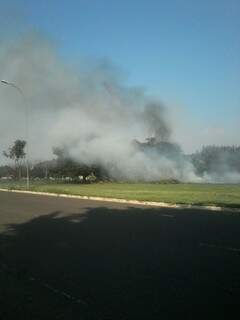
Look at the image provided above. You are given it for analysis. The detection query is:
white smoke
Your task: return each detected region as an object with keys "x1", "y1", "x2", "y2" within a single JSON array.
[{"x1": 0, "y1": 33, "x2": 220, "y2": 182}]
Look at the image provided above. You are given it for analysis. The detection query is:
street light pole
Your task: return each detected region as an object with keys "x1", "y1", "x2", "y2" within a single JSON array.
[{"x1": 1, "y1": 80, "x2": 30, "y2": 189}]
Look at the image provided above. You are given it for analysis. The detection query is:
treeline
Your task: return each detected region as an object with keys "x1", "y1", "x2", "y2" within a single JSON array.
[
  {"x1": 1, "y1": 140, "x2": 240, "y2": 182},
  {"x1": 190, "y1": 145, "x2": 240, "y2": 176},
  {"x1": 30, "y1": 147, "x2": 108, "y2": 182},
  {"x1": 0, "y1": 141, "x2": 108, "y2": 182}
]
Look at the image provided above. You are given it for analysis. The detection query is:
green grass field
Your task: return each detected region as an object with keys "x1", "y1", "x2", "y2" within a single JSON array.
[{"x1": 0, "y1": 180, "x2": 240, "y2": 208}]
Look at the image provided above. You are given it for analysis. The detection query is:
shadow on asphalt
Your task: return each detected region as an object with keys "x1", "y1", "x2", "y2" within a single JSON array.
[{"x1": 1, "y1": 206, "x2": 240, "y2": 319}]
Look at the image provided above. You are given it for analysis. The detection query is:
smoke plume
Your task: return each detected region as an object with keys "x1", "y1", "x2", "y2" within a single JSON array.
[{"x1": 0, "y1": 33, "x2": 238, "y2": 182}]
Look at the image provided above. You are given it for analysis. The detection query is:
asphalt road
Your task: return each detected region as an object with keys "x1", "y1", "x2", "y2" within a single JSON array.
[{"x1": 0, "y1": 191, "x2": 240, "y2": 319}]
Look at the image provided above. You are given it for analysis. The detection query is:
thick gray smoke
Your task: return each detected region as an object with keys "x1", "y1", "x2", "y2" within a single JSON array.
[{"x1": 0, "y1": 33, "x2": 236, "y2": 182}]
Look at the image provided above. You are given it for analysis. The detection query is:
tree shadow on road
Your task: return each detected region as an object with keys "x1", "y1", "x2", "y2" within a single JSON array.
[{"x1": 1, "y1": 206, "x2": 240, "y2": 319}]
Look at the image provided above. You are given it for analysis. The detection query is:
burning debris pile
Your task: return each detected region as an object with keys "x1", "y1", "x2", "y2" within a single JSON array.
[{"x1": 132, "y1": 138, "x2": 183, "y2": 181}]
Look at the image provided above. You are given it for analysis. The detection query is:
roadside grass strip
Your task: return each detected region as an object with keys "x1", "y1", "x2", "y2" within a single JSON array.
[{"x1": 0, "y1": 186, "x2": 240, "y2": 212}]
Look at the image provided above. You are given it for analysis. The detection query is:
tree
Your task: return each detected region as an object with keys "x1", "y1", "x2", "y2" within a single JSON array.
[{"x1": 3, "y1": 140, "x2": 26, "y2": 179}]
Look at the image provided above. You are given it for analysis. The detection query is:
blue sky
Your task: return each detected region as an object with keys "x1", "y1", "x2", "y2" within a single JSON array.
[{"x1": 1, "y1": 0, "x2": 239, "y2": 150}]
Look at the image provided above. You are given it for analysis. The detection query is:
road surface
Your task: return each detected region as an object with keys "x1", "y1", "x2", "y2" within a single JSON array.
[{"x1": 0, "y1": 191, "x2": 240, "y2": 319}]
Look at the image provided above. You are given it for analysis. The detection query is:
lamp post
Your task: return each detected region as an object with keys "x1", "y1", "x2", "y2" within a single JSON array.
[{"x1": 1, "y1": 80, "x2": 30, "y2": 189}]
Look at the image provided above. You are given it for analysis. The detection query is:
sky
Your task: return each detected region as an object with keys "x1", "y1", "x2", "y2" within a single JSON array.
[{"x1": 0, "y1": 0, "x2": 239, "y2": 151}]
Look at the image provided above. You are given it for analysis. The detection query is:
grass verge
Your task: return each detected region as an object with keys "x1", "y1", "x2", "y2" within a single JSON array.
[{"x1": 0, "y1": 181, "x2": 240, "y2": 209}]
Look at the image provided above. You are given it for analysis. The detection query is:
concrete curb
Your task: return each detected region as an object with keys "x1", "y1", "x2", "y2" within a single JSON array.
[{"x1": 0, "y1": 188, "x2": 239, "y2": 213}]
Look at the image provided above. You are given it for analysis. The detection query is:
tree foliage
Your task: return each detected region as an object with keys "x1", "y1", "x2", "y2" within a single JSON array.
[
  {"x1": 191, "y1": 145, "x2": 240, "y2": 176},
  {"x1": 3, "y1": 140, "x2": 26, "y2": 179}
]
